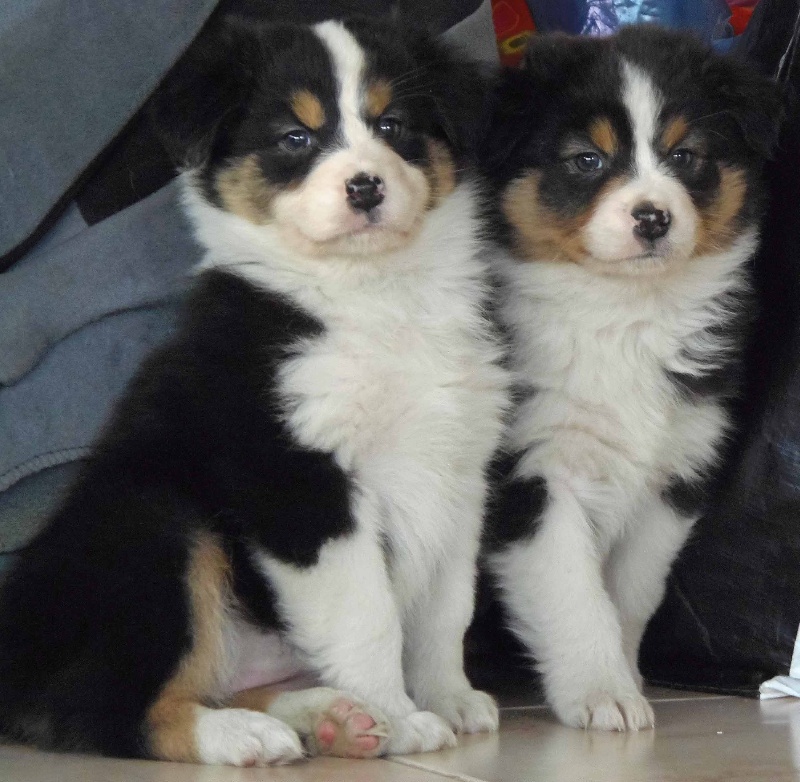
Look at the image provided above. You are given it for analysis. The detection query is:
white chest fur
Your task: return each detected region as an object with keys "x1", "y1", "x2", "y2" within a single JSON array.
[
  {"x1": 190, "y1": 182, "x2": 508, "y2": 603},
  {"x1": 497, "y1": 239, "x2": 753, "y2": 530}
]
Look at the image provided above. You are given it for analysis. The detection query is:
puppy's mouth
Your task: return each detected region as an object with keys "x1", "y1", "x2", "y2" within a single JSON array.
[
  {"x1": 590, "y1": 248, "x2": 675, "y2": 276},
  {"x1": 330, "y1": 205, "x2": 418, "y2": 243},
  {"x1": 347, "y1": 206, "x2": 386, "y2": 230},
  {"x1": 291, "y1": 208, "x2": 422, "y2": 257}
]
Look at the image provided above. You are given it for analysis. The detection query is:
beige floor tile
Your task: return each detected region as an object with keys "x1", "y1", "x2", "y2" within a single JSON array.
[
  {"x1": 391, "y1": 695, "x2": 800, "y2": 782},
  {"x1": 643, "y1": 686, "x2": 733, "y2": 703},
  {"x1": 493, "y1": 681, "x2": 728, "y2": 710},
  {"x1": 0, "y1": 747, "x2": 447, "y2": 782},
  {"x1": 5, "y1": 693, "x2": 800, "y2": 782}
]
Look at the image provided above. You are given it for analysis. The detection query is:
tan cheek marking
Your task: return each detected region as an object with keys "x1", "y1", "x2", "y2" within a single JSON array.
[
  {"x1": 365, "y1": 80, "x2": 393, "y2": 118},
  {"x1": 503, "y1": 172, "x2": 630, "y2": 265},
  {"x1": 694, "y1": 166, "x2": 747, "y2": 256},
  {"x1": 146, "y1": 535, "x2": 231, "y2": 762},
  {"x1": 423, "y1": 139, "x2": 457, "y2": 208},
  {"x1": 588, "y1": 117, "x2": 619, "y2": 157},
  {"x1": 291, "y1": 89, "x2": 325, "y2": 130},
  {"x1": 661, "y1": 115, "x2": 690, "y2": 151},
  {"x1": 503, "y1": 171, "x2": 589, "y2": 264},
  {"x1": 215, "y1": 154, "x2": 277, "y2": 225}
]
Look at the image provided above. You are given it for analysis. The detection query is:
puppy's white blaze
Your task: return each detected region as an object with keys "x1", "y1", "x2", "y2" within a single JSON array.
[
  {"x1": 314, "y1": 20, "x2": 372, "y2": 148},
  {"x1": 301, "y1": 21, "x2": 429, "y2": 254},
  {"x1": 582, "y1": 60, "x2": 700, "y2": 267},
  {"x1": 621, "y1": 60, "x2": 662, "y2": 178}
]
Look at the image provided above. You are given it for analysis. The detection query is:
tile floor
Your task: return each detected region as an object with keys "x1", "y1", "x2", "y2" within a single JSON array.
[{"x1": 3, "y1": 686, "x2": 800, "y2": 782}]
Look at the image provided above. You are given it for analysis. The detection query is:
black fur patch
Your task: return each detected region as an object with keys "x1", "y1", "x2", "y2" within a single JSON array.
[
  {"x1": 662, "y1": 470, "x2": 720, "y2": 518},
  {"x1": 485, "y1": 453, "x2": 548, "y2": 550},
  {"x1": 0, "y1": 270, "x2": 353, "y2": 756}
]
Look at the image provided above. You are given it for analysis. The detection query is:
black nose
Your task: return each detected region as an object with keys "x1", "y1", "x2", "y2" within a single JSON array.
[
  {"x1": 345, "y1": 173, "x2": 384, "y2": 212},
  {"x1": 632, "y1": 202, "x2": 671, "y2": 242}
]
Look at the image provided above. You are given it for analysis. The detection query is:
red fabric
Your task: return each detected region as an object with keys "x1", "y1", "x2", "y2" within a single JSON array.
[{"x1": 491, "y1": 0, "x2": 536, "y2": 67}]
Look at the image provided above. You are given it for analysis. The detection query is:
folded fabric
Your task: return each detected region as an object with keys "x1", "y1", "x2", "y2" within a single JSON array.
[
  {"x1": 0, "y1": 182, "x2": 194, "y2": 387},
  {"x1": 0, "y1": 0, "x2": 218, "y2": 266},
  {"x1": 0, "y1": 182, "x2": 197, "y2": 496}
]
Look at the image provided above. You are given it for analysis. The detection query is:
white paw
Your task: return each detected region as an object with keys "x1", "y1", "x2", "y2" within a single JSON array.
[
  {"x1": 195, "y1": 707, "x2": 305, "y2": 766},
  {"x1": 425, "y1": 689, "x2": 499, "y2": 734},
  {"x1": 386, "y1": 711, "x2": 458, "y2": 755},
  {"x1": 556, "y1": 690, "x2": 655, "y2": 731}
]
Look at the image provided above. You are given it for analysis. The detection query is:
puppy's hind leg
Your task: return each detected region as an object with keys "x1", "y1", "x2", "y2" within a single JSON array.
[{"x1": 145, "y1": 535, "x2": 303, "y2": 766}]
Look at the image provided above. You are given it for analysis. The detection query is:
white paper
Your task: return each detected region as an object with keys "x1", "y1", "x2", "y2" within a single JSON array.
[{"x1": 760, "y1": 624, "x2": 800, "y2": 699}]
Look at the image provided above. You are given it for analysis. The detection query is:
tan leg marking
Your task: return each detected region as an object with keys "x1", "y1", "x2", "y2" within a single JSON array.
[
  {"x1": 227, "y1": 685, "x2": 283, "y2": 713},
  {"x1": 146, "y1": 534, "x2": 231, "y2": 762}
]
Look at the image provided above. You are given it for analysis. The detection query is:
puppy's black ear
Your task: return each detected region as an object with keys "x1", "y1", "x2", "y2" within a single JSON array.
[
  {"x1": 521, "y1": 32, "x2": 597, "y2": 89},
  {"x1": 479, "y1": 33, "x2": 601, "y2": 175},
  {"x1": 402, "y1": 29, "x2": 491, "y2": 159},
  {"x1": 148, "y1": 16, "x2": 256, "y2": 168},
  {"x1": 700, "y1": 54, "x2": 784, "y2": 160},
  {"x1": 478, "y1": 66, "x2": 536, "y2": 178}
]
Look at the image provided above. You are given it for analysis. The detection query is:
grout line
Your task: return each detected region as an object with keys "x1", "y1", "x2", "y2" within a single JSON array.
[
  {"x1": 498, "y1": 694, "x2": 733, "y2": 714},
  {"x1": 645, "y1": 695, "x2": 733, "y2": 703},
  {"x1": 388, "y1": 756, "x2": 489, "y2": 782}
]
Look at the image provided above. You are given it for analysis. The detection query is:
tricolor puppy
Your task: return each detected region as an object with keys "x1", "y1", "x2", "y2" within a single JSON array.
[
  {"x1": 482, "y1": 26, "x2": 780, "y2": 731},
  {"x1": 0, "y1": 17, "x2": 508, "y2": 765}
]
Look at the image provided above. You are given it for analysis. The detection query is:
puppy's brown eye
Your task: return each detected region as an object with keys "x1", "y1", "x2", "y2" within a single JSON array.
[
  {"x1": 376, "y1": 116, "x2": 402, "y2": 140},
  {"x1": 670, "y1": 148, "x2": 695, "y2": 168},
  {"x1": 574, "y1": 152, "x2": 603, "y2": 173},
  {"x1": 281, "y1": 129, "x2": 312, "y2": 152}
]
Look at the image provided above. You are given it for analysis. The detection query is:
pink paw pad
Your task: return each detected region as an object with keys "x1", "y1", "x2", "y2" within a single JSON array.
[{"x1": 313, "y1": 698, "x2": 387, "y2": 759}]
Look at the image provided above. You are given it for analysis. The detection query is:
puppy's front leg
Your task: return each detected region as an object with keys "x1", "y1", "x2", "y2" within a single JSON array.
[
  {"x1": 404, "y1": 531, "x2": 499, "y2": 735},
  {"x1": 258, "y1": 492, "x2": 456, "y2": 755},
  {"x1": 606, "y1": 497, "x2": 695, "y2": 688},
  {"x1": 490, "y1": 483, "x2": 654, "y2": 731}
]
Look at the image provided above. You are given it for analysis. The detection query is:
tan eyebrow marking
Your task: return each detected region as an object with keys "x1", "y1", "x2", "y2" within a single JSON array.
[
  {"x1": 588, "y1": 117, "x2": 619, "y2": 156},
  {"x1": 365, "y1": 79, "x2": 393, "y2": 118},
  {"x1": 661, "y1": 115, "x2": 689, "y2": 150},
  {"x1": 290, "y1": 89, "x2": 326, "y2": 130}
]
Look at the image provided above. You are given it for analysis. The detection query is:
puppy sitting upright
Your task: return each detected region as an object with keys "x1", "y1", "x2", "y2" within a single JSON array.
[
  {"x1": 0, "y1": 18, "x2": 508, "y2": 765},
  {"x1": 483, "y1": 27, "x2": 779, "y2": 730}
]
